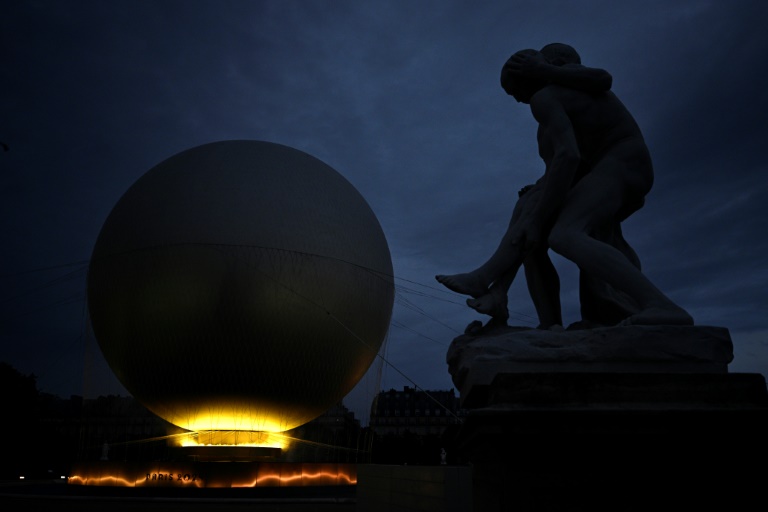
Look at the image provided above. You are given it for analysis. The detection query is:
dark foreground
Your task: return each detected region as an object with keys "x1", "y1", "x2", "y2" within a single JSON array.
[{"x1": 0, "y1": 480, "x2": 357, "y2": 511}]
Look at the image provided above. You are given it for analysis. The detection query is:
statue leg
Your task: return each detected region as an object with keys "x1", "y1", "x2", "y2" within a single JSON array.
[
  {"x1": 547, "y1": 152, "x2": 692, "y2": 326},
  {"x1": 465, "y1": 241, "x2": 562, "y2": 329},
  {"x1": 436, "y1": 183, "x2": 541, "y2": 298},
  {"x1": 578, "y1": 221, "x2": 642, "y2": 328},
  {"x1": 524, "y1": 245, "x2": 563, "y2": 329}
]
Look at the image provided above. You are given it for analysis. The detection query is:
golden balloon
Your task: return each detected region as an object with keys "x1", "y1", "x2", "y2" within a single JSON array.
[{"x1": 87, "y1": 140, "x2": 394, "y2": 433}]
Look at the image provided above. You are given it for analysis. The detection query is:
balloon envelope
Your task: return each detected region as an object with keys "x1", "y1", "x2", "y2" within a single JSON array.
[{"x1": 87, "y1": 140, "x2": 394, "y2": 432}]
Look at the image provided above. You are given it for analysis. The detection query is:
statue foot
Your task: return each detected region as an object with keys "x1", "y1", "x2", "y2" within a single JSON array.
[
  {"x1": 435, "y1": 272, "x2": 488, "y2": 298},
  {"x1": 619, "y1": 306, "x2": 694, "y2": 326},
  {"x1": 464, "y1": 317, "x2": 508, "y2": 335},
  {"x1": 467, "y1": 293, "x2": 509, "y2": 320}
]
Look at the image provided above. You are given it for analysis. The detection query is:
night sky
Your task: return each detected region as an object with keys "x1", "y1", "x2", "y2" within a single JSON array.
[{"x1": 3, "y1": 0, "x2": 767, "y2": 424}]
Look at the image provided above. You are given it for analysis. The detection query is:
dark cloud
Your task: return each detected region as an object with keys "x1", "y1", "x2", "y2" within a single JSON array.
[{"x1": 2, "y1": 0, "x2": 766, "y2": 422}]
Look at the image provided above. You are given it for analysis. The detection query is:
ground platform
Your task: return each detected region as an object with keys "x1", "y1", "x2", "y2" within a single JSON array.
[{"x1": 0, "y1": 478, "x2": 356, "y2": 511}]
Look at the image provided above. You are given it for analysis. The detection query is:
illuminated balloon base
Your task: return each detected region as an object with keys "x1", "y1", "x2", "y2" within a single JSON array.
[
  {"x1": 68, "y1": 428, "x2": 358, "y2": 488},
  {"x1": 165, "y1": 429, "x2": 287, "y2": 462},
  {"x1": 178, "y1": 430, "x2": 289, "y2": 448}
]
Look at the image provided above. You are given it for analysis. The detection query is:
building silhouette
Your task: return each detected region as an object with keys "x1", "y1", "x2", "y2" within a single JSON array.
[{"x1": 368, "y1": 386, "x2": 464, "y2": 465}]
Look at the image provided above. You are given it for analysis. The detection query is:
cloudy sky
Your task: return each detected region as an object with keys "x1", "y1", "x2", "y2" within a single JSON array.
[{"x1": 3, "y1": 0, "x2": 767, "y2": 424}]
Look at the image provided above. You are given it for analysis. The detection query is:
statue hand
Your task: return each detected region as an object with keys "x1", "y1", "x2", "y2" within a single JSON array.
[{"x1": 504, "y1": 51, "x2": 549, "y2": 78}]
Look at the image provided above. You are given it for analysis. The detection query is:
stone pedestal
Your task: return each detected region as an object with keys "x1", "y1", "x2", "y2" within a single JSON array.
[{"x1": 447, "y1": 325, "x2": 768, "y2": 511}]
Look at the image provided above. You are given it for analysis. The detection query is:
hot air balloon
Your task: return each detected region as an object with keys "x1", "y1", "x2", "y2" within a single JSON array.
[{"x1": 87, "y1": 140, "x2": 394, "y2": 438}]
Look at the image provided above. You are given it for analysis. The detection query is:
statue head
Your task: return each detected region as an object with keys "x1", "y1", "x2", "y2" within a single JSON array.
[
  {"x1": 540, "y1": 43, "x2": 581, "y2": 66},
  {"x1": 500, "y1": 49, "x2": 546, "y2": 104}
]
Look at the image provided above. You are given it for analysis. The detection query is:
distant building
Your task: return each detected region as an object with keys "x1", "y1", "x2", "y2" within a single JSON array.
[
  {"x1": 69, "y1": 394, "x2": 177, "y2": 462},
  {"x1": 285, "y1": 401, "x2": 367, "y2": 463},
  {"x1": 366, "y1": 386, "x2": 465, "y2": 465},
  {"x1": 313, "y1": 401, "x2": 361, "y2": 432},
  {"x1": 369, "y1": 386, "x2": 461, "y2": 437}
]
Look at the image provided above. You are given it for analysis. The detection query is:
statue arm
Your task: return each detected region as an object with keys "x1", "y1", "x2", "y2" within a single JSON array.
[
  {"x1": 506, "y1": 52, "x2": 612, "y2": 92},
  {"x1": 528, "y1": 89, "x2": 581, "y2": 229},
  {"x1": 541, "y1": 63, "x2": 612, "y2": 93}
]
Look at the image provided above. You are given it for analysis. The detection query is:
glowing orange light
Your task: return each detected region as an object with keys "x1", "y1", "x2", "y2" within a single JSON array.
[
  {"x1": 175, "y1": 430, "x2": 290, "y2": 450},
  {"x1": 68, "y1": 475, "x2": 137, "y2": 487},
  {"x1": 171, "y1": 412, "x2": 295, "y2": 434},
  {"x1": 232, "y1": 470, "x2": 357, "y2": 488},
  {"x1": 69, "y1": 462, "x2": 356, "y2": 488}
]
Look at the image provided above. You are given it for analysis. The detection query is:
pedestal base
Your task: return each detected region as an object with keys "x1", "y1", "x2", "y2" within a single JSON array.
[{"x1": 454, "y1": 372, "x2": 768, "y2": 511}]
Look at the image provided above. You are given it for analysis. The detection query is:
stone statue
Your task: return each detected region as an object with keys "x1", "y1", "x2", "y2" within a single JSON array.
[
  {"x1": 440, "y1": 48, "x2": 745, "y2": 508},
  {"x1": 509, "y1": 44, "x2": 645, "y2": 330},
  {"x1": 436, "y1": 43, "x2": 693, "y2": 330}
]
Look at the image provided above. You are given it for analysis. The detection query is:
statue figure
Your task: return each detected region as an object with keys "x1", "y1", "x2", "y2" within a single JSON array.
[
  {"x1": 436, "y1": 44, "x2": 693, "y2": 330},
  {"x1": 507, "y1": 44, "x2": 645, "y2": 329}
]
